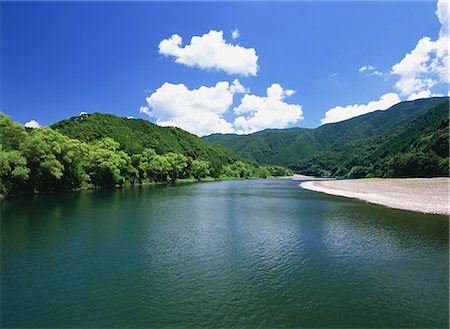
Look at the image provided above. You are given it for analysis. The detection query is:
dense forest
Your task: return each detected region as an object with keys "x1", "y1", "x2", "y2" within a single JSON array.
[
  {"x1": 205, "y1": 97, "x2": 450, "y2": 178},
  {"x1": 0, "y1": 113, "x2": 291, "y2": 199},
  {"x1": 51, "y1": 112, "x2": 238, "y2": 167}
]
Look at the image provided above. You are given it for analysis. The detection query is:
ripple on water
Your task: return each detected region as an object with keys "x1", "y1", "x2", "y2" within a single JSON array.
[{"x1": 1, "y1": 179, "x2": 448, "y2": 328}]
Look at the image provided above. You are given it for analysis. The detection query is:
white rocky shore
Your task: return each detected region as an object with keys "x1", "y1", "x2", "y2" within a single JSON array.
[{"x1": 299, "y1": 177, "x2": 449, "y2": 215}]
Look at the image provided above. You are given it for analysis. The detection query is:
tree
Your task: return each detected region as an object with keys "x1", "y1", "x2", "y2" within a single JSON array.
[
  {"x1": 20, "y1": 127, "x2": 89, "y2": 192},
  {"x1": 191, "y1": 160, "x2": 211, "y2": 180},
  {"x1": 0, "y1": 147, "x2": 30, "y2": 196},
  {"x1": 0, "y1": 113, "x2": 28, "y2": 151},
  {"x1": 164, "y1": 153, "x2": 191, "y2": 181},
  {"x1": 133, "y1": 148, "x2": 158, "y2": 182},
  {"x1": 86, "y1": 138, "x2": 131, "y2": 187},
  {"x1": 148, "y1": 154, "x2": 171, "y2": 182}
]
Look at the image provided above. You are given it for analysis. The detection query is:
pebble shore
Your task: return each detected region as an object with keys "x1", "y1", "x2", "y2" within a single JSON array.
[{"x1": 299, "y1": 177, "x2": 449, "y2": 215}]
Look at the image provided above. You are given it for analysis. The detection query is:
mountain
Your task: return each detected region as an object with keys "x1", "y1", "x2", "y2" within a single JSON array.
[
  {"x1": 51, "y1": 113, "x2": 239, "y2": 166},
  {"x1": 202, "y1": 133, "x2": 239, "y2": 143},
  {"x1": 2, "y1": 112, "x2": 295, "y2": 198},
  {"x1": 203, "y1": 97, "x2": 449, "y2": 177}
]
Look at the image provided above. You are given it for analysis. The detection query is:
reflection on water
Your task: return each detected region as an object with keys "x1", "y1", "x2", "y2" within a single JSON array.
[{"x1": 1, "y1": 179, "x2": 448, "y2": 328}]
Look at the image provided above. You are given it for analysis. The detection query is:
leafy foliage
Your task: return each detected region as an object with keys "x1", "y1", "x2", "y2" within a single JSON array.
[
  {"x1": 0, "y1": 113, "x2": 292, "y2": 198},
  {"x1": 0, "y1": 147, "x2": 30, "y2": 195},
  {"x1": 51, "y1": 113, "x2": 238, "y2": 166}
]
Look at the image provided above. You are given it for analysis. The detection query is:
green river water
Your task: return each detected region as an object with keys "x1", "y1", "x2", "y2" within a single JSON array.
[{"x1": 1, "y1": 179, "x2": 448, "y2": 328}]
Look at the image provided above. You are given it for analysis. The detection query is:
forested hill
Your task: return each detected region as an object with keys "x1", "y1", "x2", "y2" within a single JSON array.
[
  {"x1": 1, "y1": 112, "x2": 292, "y2": 199},
  {"x1": 51, "y1": 113, "x2": 238, "y2": 165},
  {"x1": 203, "y1": 97, "x2": 450, "y2": 178}
]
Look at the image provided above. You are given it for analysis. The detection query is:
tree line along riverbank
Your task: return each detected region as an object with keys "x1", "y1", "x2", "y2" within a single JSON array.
[{"x1": 0, "y1": 113, "x2": 291, "y2": 199}]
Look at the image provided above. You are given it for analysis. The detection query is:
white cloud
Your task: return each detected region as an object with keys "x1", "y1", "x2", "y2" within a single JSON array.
[
  {"x1": 330, "y1": 72, "x2": 338, "y2": 77},
  {"x1": 359, "y1": 65, "x2": 375, "y2": 72},
  {"x1": 139, "y1": 106, "x2": 152, "y2": 117},
  {"x1": 127, "y1": 116, "x2": 134, "y2": 119},
  {"x1": 321, "y1": 93, "x2": 401, "y2": 125},
  {"x1": 231, "y1": 28, "x2": 240, "y2": 40},
  {"x1": 24, "y1": 120, "x2": 40, "y2": 128},
  {"x1": 141, "y1": 81, "x2": 303, "y2": 136},
  {"x1": 229, "y1": 78, "x2": 249, "y2": 94},
  {"x1": 391, "y1": 0, "x2": 449, "y2": 97},
  {"x1": 359, "y1": 65, "x2": 385, "y2": 77},
  {"x1": 324, "y1": 0, "x2": 447, "y2": 128},
  {"x1": 437, "y1": 0, "x2": 449, "y2": 37},
  {"x1": 371, "y1": 70, "x2": 383, "y2": 76},
  {"x1": 142, "y1": 80, "x2": 247, "y2": 136},
  {"x1": 407, "y1": 89, "x2": 444, "y2": 101},
  {"x1": 233, "y1": 83, "x2": 303, "y2": 134},
  {"x1": 158, "y1": 30, "x2": 259, "y2": 76}
]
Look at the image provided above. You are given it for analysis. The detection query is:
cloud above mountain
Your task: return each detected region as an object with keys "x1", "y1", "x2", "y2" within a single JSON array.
[
  {"x1": 233, "y1": 84, "x2": 302, "y2": 134},
  {"x1": 321, "y1": 93, "x2": 401, "y2": 125},
  {"x1": 24, "y1": 120, "x2": 40, "y2": 128},
  {"x1": 142, "y1": 81, "x2": 240, "y2": 136},
  {"x1": 321, "y1": 0, "x2": 447, "y2": 125},
  {"x1": 141, "y1": 81, "x2": 303, "y2": 136}
]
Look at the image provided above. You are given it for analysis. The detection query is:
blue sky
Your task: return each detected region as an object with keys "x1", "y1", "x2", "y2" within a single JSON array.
[{"x1": 1, "y1": 1, "x2": 448, "y2": 135}]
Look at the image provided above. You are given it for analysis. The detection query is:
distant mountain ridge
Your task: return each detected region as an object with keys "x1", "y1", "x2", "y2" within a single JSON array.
[{"x1": 202, "y1": 97, "x2": 449, "y2": 177}]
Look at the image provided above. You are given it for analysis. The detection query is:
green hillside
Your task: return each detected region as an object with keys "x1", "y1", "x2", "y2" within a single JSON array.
[
  {"x1": 51, "y1": 113, "x2": 239, "y2": 166},
  {"x1": 204, "y1": 97, "x2": 450, "y2": 178},
  {"x1": 1, "y1": 112, "x2": 292, "y2": 198},
  {"x1": 202, "y1": 133, "x2": 239, "y2": 143}
]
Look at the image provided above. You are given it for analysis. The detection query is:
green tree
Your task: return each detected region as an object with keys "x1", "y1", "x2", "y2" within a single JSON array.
[
  {"x1": 0, "y1": 113, "x2": 28, "y2": 151},
  {"x1": 137, "y1": 148, "x2": 158, "y2": 182},
  {"x1": 191, "y1": 160, "x2": 211, "y2": 180},
  {"x1": 0, "y1": 147, "x2": 30, "y2": 196},
  {"x1": 148, "y1": 154, "x2": 171, "y2": 182},
  {"x1": 20, "y1": 127, "x2": 89, "y2": 192},
  {"x1": 164, "y1": 153, "x2": 191, "y2": 182},
  {"x1": 86, "y1": 138, "x2": 131, "y2": 187}
]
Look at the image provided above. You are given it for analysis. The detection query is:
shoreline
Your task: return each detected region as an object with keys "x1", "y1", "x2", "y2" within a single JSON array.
[
  {"x1": 299, "y1": 177, "x2": 449, "y2": 215},
  {"x1": 0, "y1": 175, "x2": 293, "y2": 202},
  {"x1": 289, "y1": 174, "x2": 334, "y2": 181}
]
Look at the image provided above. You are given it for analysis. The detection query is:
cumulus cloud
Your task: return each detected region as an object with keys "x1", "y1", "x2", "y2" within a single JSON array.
[
  {"x1": 231, "y1": 28, "x2": 240, "y2": 40},
  {"x1": 24, "y1": 120, "x2": 40, "y2": 128},
  {"x1": 158, "y1": 30, "x2": 259, "y2": 76},
  {"x1": 391, "y1": 0, "x2": 448, "y2": 97},
  {"x1": 142, "y1": 80, "x2": 248, "y2": 136},
  {"x1": 407, "y1": 89, "x2": 444, "y2": 101},
  {"x1": 141, "y1": 81, "x2": 303, "y2": 136},
  {"x1": 321, "y1": 0, "x2": 447, "y2": 128},
  {"x1": 233, "y1": 84, "x2": 303, "y2": 134},
  {"x1": 321, "y1": 93, "x2": 401, "y2": 125}
]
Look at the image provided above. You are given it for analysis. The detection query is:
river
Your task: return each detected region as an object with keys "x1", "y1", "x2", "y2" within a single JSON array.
[{"x1": 1, "y1": 179, "x2": 448, "y2": 328}]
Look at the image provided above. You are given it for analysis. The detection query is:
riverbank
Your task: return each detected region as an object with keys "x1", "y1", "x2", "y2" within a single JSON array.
[
  {"x1": 299, "y1": 177, "x2": 449, "y2": 215},
  {"x1": 288, "y1": 174, "x2": 334, "y2": 181},
  {"x1": 0, "y1": 175, "x2": 293, "y2": 201}
]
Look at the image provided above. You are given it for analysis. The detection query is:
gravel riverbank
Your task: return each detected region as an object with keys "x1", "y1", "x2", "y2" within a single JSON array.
[{"x1": 299, "y1": 177, "x2": 449, "y2": 215}]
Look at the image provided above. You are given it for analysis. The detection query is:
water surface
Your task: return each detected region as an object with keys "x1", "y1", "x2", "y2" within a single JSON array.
[{"x1": 1, "y1": 179, "x2": 448, "y2": 328}]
